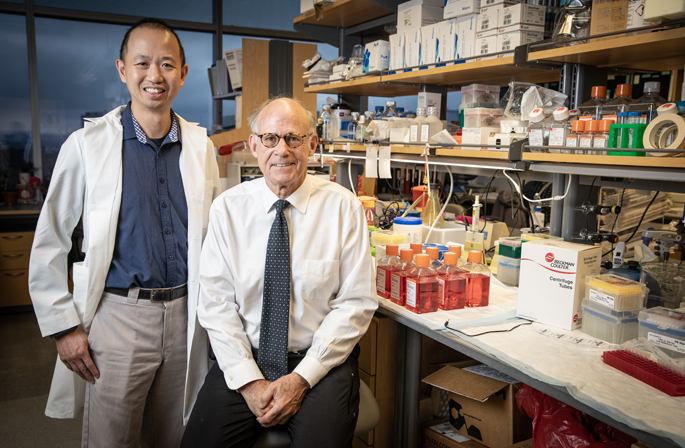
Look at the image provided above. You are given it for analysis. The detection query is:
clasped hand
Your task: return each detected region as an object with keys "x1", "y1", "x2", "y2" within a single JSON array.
[{"x1": 238, "y1": 373, "x2": 310, "y2": 427}]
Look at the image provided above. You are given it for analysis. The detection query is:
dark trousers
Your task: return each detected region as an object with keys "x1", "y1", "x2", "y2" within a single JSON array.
[{"x1": 181, "y1": 345, "x2": 360, "y2": 448}]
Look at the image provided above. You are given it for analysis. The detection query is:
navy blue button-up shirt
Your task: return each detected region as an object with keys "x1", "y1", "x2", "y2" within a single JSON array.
[{"x1": 104, "y1": 104, "x2": 188, "y2": 289}]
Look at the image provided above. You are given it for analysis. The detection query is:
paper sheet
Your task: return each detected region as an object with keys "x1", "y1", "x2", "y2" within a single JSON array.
[
  {"x1": 378, "y1": 146, "x2": 392, "y2": 178},
  {"x1": 365, "y1": 146, "x2": 377, "y2": 178}
]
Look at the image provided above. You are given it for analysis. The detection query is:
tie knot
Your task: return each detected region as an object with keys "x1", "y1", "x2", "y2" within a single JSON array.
[{"x1": 274, "y1": 199, "x2": 290, "y2": 214}]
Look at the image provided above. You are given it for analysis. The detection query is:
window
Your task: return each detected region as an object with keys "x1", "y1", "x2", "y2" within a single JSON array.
[
  {"x1": 0, "y1": 14, "x2": 32, "y2": 184},
  {"x1": 34, "y1": 0, "x2": 213, "y2": 23}
]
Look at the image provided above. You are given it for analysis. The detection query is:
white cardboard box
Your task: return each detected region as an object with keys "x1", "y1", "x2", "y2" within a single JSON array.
[
  {"x1": 300, "y1": 0, "x2": 314, "y2": 14},
  {"x1": 443, "y1": 0, "x2": 481, "y2": 19},
  {"x1": 627, "y1": 0, "x2": 646, "y2": 29},
  {"x1": 462, "y1": 126, "x2": 499, "y2": 145},
  {"x1": 498, "y1": 3, "x2": 546, "y2": 28},
  {"x1": 397, "y1": 0, "x2": 444, "y2": 33},
  {"x1": 476, "y1": 28, "x2": 497, "y2": 39},
  {"x1": 421, "y1": 23, "x2": 439, "y2": 65},
  {"x1": 389, "y1": 33, "x2": 405, "y2": 71},
  {"x1": 517, "y1": 240, "x2": 601, "y2": 330},
  {"x1": 224, "y1": 48, "x2": 242, "y2": 90},
  {"x1": 477, "y1": 5, "x2": 501, "y2": 33},
  {"x1": 437, "y1": 19, "x2": 458, "y2": 63},
  {"x1": 363, "y1": 40, "x2": 390, "y2": 72},
  {"x1": 418, "y1": 92, "x2": 442, "y2": 114},
  {"x1": 457, "y1": 14, "x2": 478, "y2": 60},
  {"x1": 405, "y1": 28, "x2": 422, "y2": 69},
  {"x1": 482, "y1": 0, "x2": 520, "y2": 6},
  {"x1": 497, "y1": 23, "x2": 545, "y2": 33},
  {"x1": 476, "y1": 34, "x2": 498, "y2": 55},
  {"x1": 496, "y1": 29, "x2": 544, "y2": 52}
]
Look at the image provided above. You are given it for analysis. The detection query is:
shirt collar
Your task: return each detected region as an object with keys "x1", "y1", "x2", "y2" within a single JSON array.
[
  {"x1": 122, "y1": 102, "x2": 179, "y2": 145},
  {"x1": 260, "y1": 175, "x2": 312, "y2": 216}
]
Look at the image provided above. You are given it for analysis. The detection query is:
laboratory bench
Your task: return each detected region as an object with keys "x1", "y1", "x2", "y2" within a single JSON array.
[{"x1": 0, "y1": 204, "x2": 41, "y2": 309}]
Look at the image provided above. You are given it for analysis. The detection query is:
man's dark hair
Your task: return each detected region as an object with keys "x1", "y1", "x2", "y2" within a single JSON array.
[{"x1": 119, "y1": 18, "x2": 186, "y2": 66}]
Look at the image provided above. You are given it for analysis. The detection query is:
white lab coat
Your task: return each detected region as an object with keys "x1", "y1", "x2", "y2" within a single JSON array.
[{"x1": 28, "y1": 105, "x2": 221, "y2": 422}]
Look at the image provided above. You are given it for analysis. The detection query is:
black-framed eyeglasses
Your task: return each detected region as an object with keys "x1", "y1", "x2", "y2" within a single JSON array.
[{"x1": 256, "y1": 132, "x2": 311, "y2": 149}]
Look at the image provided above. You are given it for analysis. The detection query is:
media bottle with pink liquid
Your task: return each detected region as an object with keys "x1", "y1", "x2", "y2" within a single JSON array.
[
  {"x1": 390, "y1": 249, "x2": 416, "y2": 306},
  {"x1": 448, "y1": 245, "x2": 467, "y2": 267},
  {"x1": 436, "y1": 252, "x2": 467, "y2": 310},
  {"x1": 464, "y1": 250, "x2": 491, "y2": 307},
  {"x1": 425, "y1": 246, "x2": 443, "y2": 271},
  {"x1": 405, "y1": 254, "x2": 439, "y2": 314},
  {"x1": 376, "y1": 244, "x2": 400, "y2": 299}
]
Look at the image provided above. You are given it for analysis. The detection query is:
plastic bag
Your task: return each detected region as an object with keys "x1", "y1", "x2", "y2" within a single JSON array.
[
  {"x1": 501, "y1": 80, "x2": 568, "y2": 120},
  {"x1": 516, "y1": 384, "x2": 636, "y2": 448}
]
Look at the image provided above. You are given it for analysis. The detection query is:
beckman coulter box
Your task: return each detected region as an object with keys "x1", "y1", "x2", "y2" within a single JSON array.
[{"x1": 517, "y1": 240, "x2": 601, "y2": 330}]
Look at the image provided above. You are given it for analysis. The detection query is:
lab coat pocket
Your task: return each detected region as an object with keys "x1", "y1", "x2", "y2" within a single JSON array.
[
  {"x1": 71, "y1": 262, "x2": 89, "y2": 322},
  {"x1": 300, "y1": 259, "x2": 339, "y2": 301}
]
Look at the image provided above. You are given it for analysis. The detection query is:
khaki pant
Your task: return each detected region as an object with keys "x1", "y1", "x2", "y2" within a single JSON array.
[{"x1": 82, "y1": 290, "x2": 188, "y2": 448}]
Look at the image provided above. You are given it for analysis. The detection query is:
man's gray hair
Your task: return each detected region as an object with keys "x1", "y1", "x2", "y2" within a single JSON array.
[{"x1": 247, "y1": 95, "x2": 317, "y2": 135}]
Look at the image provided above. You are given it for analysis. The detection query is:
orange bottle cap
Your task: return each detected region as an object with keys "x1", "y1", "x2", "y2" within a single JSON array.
[
  {"x1": 600, "y1": 120, "x2": 612, "y2": 132},
  {"x1": 616, "y1": 83, "x2": 631, "y2": 98},
  {"x1": 467, "y1": 250, "x2": 482, "y2": 263},
  {"x1": 415, "y1": 254, "x2": 430, "y2": 267},
  {"x1": 444, "y1": 252, "x2": 457, "y2": 265},
  {"x1": 572, "y1": 120, "x2": 585, "y2": 132},
  {"x1": 410, "y1": 243, "x2": 423, "y2": 254},
  {"x1": 448, "y1": 245, "x2": 462, "y2": 257},
  {"x1": 400, "y1": 249, "x2": 414, "y2": 261},
  {"x1": 589, "y1": 120, "x2": 600, "y2": 132},
  {"x1": 386, "y1": 244, "x2": 399, "y2": 256},
  {"x1": 591, "y1": 86, "x2": 606, "y2": 99},
  {"x1": 426, "y1": 247, "x2": 439, "y2": 259}
]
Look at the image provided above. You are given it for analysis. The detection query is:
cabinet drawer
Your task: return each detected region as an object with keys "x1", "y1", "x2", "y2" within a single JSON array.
[
  {"x1": 0, "y1": 251, "x2": 30, "y2": 270},
  {"x1": 0, "y1": 269, "x2": 32, "y2": 307},
  {"x1": 358, "y1": 317, "x2": 378, "y2": 376},
  {"x1": 358, "y1": 370, "x2": 376, "y2": 446},
  {"x1": 0, "y1": 232, "x2": 34, "y2": 252}
]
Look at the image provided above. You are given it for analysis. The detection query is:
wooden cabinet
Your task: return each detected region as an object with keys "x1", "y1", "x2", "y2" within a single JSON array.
[
  {"x1": 0, "y1": 231, "x2": 34, "y2": 307},
  {"x1": 357, "y1": 314, "x2": 397, "y2": 448}
]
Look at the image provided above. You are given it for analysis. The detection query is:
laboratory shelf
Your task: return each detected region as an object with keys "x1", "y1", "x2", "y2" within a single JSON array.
[
  {"x1": 522, "y1": 152, "x2": 685, "y2": 170},
  {"x1": 527, "y1": 27, "x2": 685, "y2": 72},
  {"x1": 294, "y1": 0, "x2": 393, "y2": 28},
  {"x1": 305, "y1": 76, "x2": 420, "y2": 97},
  {"x1": 325, "y1": 142, "x2": 516, "y2": 159}
]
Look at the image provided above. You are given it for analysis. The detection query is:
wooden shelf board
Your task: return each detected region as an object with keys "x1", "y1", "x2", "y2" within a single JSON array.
[
  {"x1": 528, "y1": 27, "x2": 685, "y2": 72},
  {"x1": 294, "y1": 0, "x2": 392, "y2": 28},
  {"x1": 305, "y1": 76, "x2": 420, "y2": 97},
  {"x1": 326, "y1": 144, "x2": 512, "y2": 159},
  {"x1": 523, "y1": 152, "x2": 685, "y2": 168}
]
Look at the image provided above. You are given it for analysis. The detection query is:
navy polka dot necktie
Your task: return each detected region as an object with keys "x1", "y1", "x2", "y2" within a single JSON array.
[{"x1": 258, "y1": 199, "x2": 291, "y2": 382}]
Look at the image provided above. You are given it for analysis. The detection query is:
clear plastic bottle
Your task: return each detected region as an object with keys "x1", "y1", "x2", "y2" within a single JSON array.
[
  {"x1": 606, "y1": 83, "x2": 635, "y2": 113},
  {"x1": 635, "y1": 81, "x2": 667, "y2": 122},
  {"x1": 382, "y1": 101, "x2": 399, "y2": 119},
  {"x1": 374, "y1": 106, "x2": 384, "y2": 120},
  {"x1": 410, "y1": 107, "x2": 427, "y2": 143},
  {"x1": 376, "y1": 244, "x2": 400, "y2": 299},
  {"x1": 579, "y1": 119, "x2": 598, "y2": 151},
  {"x1": 390, "y1": 249, "x2": 416, "y2": 306},
  {"x1": 436, "y1": 252, "x2": 467, "y2": 310},
  {"x1": 319, "y1": 104, "x2": 331, "y2": 141},
  {"x1": 566, "y1": 119, "x2": 584, "y2": 154},
  {"x1": 527, "y1": 107, "x2": 551, "y2": 152},
  {"x1": 355, "y1": 115, "x2": 367, "y2": 142},
  {"x1": 464, "y1": 250, "x2": 491, "y2": 307},
  {"x1": 347, "y1": 112, "x2": 359, "y2": 140},
  {"x1": 363, "y1": 201, "x2": 378, "y2": 227},
  {"x1": 549, "y1": 107, "x2": 572, "y2": 153},
  {"x1": 591, "y1": 120, "x2": 611, "y2": 155},
  {"x1": 425, "y1": 246, "x2": 443, "y2": 271},
  {"x1": 405, "y1": 254, "x2": 439, "y2": 314},
  {"x1": 425, "y1": 107, "x2": 444, "y2": 142},
  {"x1": 579, "y1": 85, "x2": 607, "y2": 120},
  {"x1": 448, "y1": 245, "x2": 467, "y2": 267}
]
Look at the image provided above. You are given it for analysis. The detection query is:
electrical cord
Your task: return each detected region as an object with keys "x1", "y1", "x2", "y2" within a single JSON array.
[
  {"x1": 602, "y1": 191, "x2": 660, "y2": 257},
  {"x1": 503, "y1": 169, "x2": 573, "y2": 203},
  {"x1": 348, "y1": 159, "x2": 355, "y2": 196},
  {"x1": 425, "y1": 166, "x2": 454, "y2": 243},
  {"x1": 445, "y1": 318, "x2": 532, "y2": 337},
  {"x1": 586, "y1": 176, "x2": 598, "y2": 234},
  {"x1": 479, "y1": 170, "x2": 499, "y2": 233}
]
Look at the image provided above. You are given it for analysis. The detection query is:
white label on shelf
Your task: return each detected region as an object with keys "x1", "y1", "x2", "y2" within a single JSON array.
[
  {"x1": 566, "y1": 136, "x2": 579, "y2": 147},
  {"x1": 410, "y1": 125, "x2": 419, "y2": 142},
  {"x1": 648, "y1": 332, "x2": 685, "y2": 355},
  {"x1": 579, "y1": 136, "x2": 593, "y2": 148},
  {"x1": 528, "y1": 129, "x2": 543, "y2": 147},
  {"x1": 406, "y1": 279, "x2": 417, "y2": 307},
  {"x1": 438, "y1": 277, "x2": 445, "y2": 305},
  {"x1": 549, "y1": 128, "x2": 566, "y2": 147},
  {"x1": 391, "y1": 273, "x2": 401, "y2": 300},
  {"x1": 588, "y1": 289, "x2": 615, "y2": 309},
  {"x1": 376, "y1": 267, "x2": 386, "y2": 293},
  {"x1": 593, "y1": 136, "x2": 607, "y2": 148},
  {"x1": 420, "y1": 124, "x2": 430, "y2": 143}
]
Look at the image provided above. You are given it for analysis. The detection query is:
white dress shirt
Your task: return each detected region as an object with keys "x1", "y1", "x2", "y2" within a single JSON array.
[{"x1": 198, "y1": 174, "x2": 378, "y2": 390}]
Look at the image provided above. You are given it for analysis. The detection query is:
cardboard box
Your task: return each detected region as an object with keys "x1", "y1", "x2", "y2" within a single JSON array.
[
  {"x1": 421, "y1": 24, "x2": 440, "y2": 65},
  {"x1": 438, "y1": 19, "x2": 459, "y2": 63},
  {"x1": 389, "y1": 33, "x2": 405, "y2": 71},
  {"x1": 517, "y1": 239, "x2": 601, "y2": 330},
  {"x1": 423, "y1": 364, "x2": 532, "y2": 448},
  {"x1": 496, "y1": 29, "x2": 544, "y2": 52},
  {"x1": 224, "y1": 48, "x2": 242, "y2": 90},
  {"x1": 424, "y1": 422, "x2": 489, "y2": 448},
  {"x1": 300, "y1": 0, "x2": 314, "y2": 14},
  {"x1": 398, "y1": 0, "x2": 444, "y2": 33},
  {"x1": 482, "y1": 0, "x2": 520, "y2": 6},
  {"x1": 498, "y1": 3, "x2": 546, "y2": 28},
  {"x1": 458, "y1": 14, "x2": 478, "y2": 60},
  {"x1": 590, "y1": 0, "x2": 628, "y2": 37},
  {"x1": 627, "y1": 0, "x2": 646, "y2": 29},
  {"x1": 503, "y1": 440, "x2": 533, "y2": 448},
  {"x1": 418, "y1": 91, "x2": 442, "y2": 114},
  {"x1": 405, "y1": 28, "x2": 422, "y2": 69},
  {"x1": 477, "y1": 6, "x2": 500, "y2": 33},
  {"x1": 497, "y1": 23, "x2": 545, "y2": 34},
  {"x1": 643, "y1": 0, "x2": 685, "y2": 23},
  {"x1": 363, "y1": 40, "x2": 390, "y2": 72},
  {"x1": 444, "y1": 0, "x2": 481, "y2": 19},
  {"x1": 476, "y1": 34, "x2": 498, "y2": 55}
]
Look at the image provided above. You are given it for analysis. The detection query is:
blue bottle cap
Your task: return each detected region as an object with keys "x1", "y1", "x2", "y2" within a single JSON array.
[
  {"x1": 617, "y1": 112, "x2": 630, "y2": 117},
  {"x1": 394, "y1": 217, "x2": 422, "y2": 225},
  {"x1": 628, "y1": 111, "x2": 642, "y2": 117}
]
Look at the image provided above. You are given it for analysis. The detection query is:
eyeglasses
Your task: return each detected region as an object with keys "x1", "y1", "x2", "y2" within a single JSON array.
[{"x1": 256, "y1": 132, "x2": 311, "y2": 149}]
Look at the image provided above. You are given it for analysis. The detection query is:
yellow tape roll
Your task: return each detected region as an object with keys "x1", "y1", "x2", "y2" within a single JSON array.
[{"x1": 643, "y1": 113, "x2": 685, "y2": 156}]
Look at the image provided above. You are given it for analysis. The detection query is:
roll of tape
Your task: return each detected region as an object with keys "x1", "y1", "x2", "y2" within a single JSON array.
[{"x1": 643, "y1": 113, "x2": 685, "y2": 156}]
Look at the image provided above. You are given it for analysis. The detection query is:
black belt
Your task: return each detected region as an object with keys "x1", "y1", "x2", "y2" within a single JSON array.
[{"x1": 104, "y1": 284, "x2": 188, "y2": 302}]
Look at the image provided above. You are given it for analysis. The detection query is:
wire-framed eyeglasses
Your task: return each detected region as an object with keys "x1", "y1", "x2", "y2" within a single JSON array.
[{"x1": 256, "y1": 132, "x2": 311, "y2": 149}]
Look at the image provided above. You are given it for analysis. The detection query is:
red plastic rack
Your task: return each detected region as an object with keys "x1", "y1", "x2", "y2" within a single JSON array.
[{"x1": 602, "y1": 350, "x2": 685, "y2": 397}]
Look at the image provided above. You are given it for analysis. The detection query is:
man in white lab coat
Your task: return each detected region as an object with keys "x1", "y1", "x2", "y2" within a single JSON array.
[{"x1": 29, "y1": 18, "x2": 220, "y2": 447}]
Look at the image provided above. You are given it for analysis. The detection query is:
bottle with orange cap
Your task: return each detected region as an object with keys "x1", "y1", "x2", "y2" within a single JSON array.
[
  {"x1": 579, "y1": 86, "x2": 607, "y2": 120},
  {"x1": 436, "y1": 252, "x2": 467, "y2": 310},
  {"x1": 464, "y1": 250, "x2": 491, "y2": 307},
  {"x1": 390, "y1": 248, "x2": 417, "y2": 306},
  {"x1": 448, "y1": 245, "x2": 467, "y2": 267},
  {"x1": 549, "y1": 107, "x2": 572, "y2": 153},
  {"x1": 591, "y1": 120, "x2": 611, "y2": 155},
  {"x1": 405, "y1": 254, "x2": 439, "y2": 314},
  {"x1": 410, "y1": 243, "x2": 423, "y2": 261},
  {"x1": 606, "y1": 84, "x2": 635, "y2": 113},
  {"x1": 527, "y1": 107, "x2": 551, "y2": 152},
  {"x1": 425, "y1": 246, "x2": 443, "y2": 271},
  {"x1": 363, "y1": 201, "x2": 378, "y2": 227},
  {"x1": 376, "y1": 244, "x2": 400, "y2": 299},
  {"x1": 578, "y1": 120, "x2": 598, "y2": 152},
  {"x1": 566, "y1": 120, "x2": 584, "y2": 154}
]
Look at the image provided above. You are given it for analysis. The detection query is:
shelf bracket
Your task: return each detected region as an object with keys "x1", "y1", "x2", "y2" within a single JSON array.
[
  {"x1": 293, "y1": 22, "x2": 343, "y2": 48},
  {"x1": 508, "y1": 138, "x2": 526, "y2": 162},
  {"x1": 512, "y1": 43, "x2": 563, "y2": 70}
]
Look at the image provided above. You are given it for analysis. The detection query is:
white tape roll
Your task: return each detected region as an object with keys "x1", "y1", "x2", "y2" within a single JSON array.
[{"x1": 643, "y1": 113, "x2": 685, "y2": 156}]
